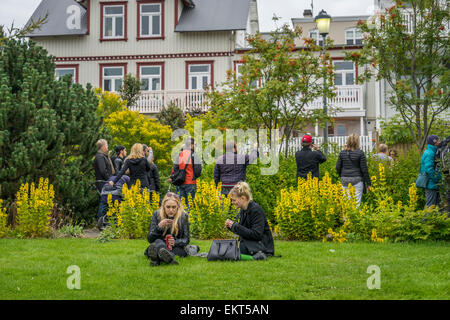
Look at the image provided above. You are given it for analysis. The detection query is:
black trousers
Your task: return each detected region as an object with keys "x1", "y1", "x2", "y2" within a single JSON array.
[{"x1": 151, "y1": 239, "x2": 187, "y2": 258}]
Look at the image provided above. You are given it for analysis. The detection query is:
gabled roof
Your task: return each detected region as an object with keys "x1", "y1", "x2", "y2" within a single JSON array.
[
  {"x1": 26, "y1": 0, "x2": 88, "y2": 37},
  {"x1": 175, "y1": 0, "x2": 251, "y2": 32}
]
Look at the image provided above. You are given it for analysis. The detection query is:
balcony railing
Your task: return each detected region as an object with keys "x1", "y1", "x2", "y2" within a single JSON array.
[
  {"x1": 132, "y1": 85, "x2": 364, "y2": 114},
  {"x1": 131, "y1": 89, "x2": 208, "y2": 114},
  {"x1": 306, "y1": 85, "x2": 363, "y2": 110}
]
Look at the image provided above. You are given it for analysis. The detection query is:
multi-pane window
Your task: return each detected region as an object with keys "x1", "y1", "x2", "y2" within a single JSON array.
[
  {"x1": 103, "y1": 66, "x2": 124, "y2": 92},
  {"x1": 309, "y1": 29, "x2": 323, "y2": 46},
  {"x1": 103, "y1": 5, "x2": 125, "y2": 39},
  {"x1": 140, "y1": 3, "x2": 161, "y2": 37},
  {"x1": 140, "y1": 65, "x2": 162, "y2": 91},
  {"x1": 55, "y1": 68, "x2": 76, "y2": 83},
  {"x1": 188, "y1": 64, "x2": 211, "y2": 90},
  {"x1": 235, "y1": 63, "x2": 259, "y2": 87},
  {"x1": 334, "y1": 61, "x2": 355, "y2": 86},
  {"x1": 345, "y1": 28, "x2": 363, "y2": 45}
]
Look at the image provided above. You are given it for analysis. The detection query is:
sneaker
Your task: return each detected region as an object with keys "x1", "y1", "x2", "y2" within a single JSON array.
[
  {"x1": 252, "y1": 251, "x2": 268, "y2": 261},
  {"x1": 158, "y1": 248, "x2": 178, "y2": 265},
  {"x1": 146, "y1": 244, "x2": 159, "y2": 261},
  {"x1": 184, "y1": 244, "x2": 200, "y2": 256}
]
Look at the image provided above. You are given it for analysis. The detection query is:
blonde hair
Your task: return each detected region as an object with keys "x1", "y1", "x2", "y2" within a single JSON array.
[
  {"x1": 128, "y1": 143, "x2": 145, "y2": 159},
  {"x1": 160, "y1": 193, "x2": 184, "y2": 236},
  {"x1": 378, "y1": 144, "x2": 388, "y2": 153},
  {"x1": 229, "y1": 181, "x2": 253, "y2": 201},
  {"x1": 346, "y1": 134, "x2": 360, "y2": 151},
  {"x1": 96, "y1": 139, "x2": 107, "y2": 150}
]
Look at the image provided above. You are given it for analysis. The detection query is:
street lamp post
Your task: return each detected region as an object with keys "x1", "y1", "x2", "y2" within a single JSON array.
[{"x1": 315, "y1": 9, "x2": 331, "y2": 153}]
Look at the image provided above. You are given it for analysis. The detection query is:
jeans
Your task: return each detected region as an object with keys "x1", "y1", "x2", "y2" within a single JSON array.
[
  {"x1": 342, "y1": 181, "x2": 364, "y2": 207},
  {"x1": 97, "y1": 201, "x2": 108, "y2": 219},
  {"x1": 179, "y1": 184, "x2": 197, "y2": 209},
  {"x1": 425, "y1": 189, "x2": 441, "y2": 208}
]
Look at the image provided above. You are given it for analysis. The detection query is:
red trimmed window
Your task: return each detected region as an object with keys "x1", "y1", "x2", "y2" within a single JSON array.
[
  {"x1": 137, "y1": 0, "x2": 164, "y2": 40},
  {"x1": 137, "y1": 62, "x2": 165, "y2": 91},
  {"x1": 100, "y1": 2, "x2": 127, "y2": 41},
  {"x1": 100, "y1": 63, "x2": 127, "y2": 92},
  {"x1": 55, "y1": 64, "x2": 79, "y2": 83},
  {"x1": 186, "y1": 61, "x2": 214, "y2": 90}
]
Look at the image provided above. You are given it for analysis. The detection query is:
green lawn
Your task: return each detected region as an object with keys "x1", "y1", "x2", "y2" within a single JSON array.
[{"x1": 0, "y1": 239, "x2": 449, "y2": 300}]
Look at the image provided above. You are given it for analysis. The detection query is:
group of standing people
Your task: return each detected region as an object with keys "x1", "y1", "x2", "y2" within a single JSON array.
[{"x1": 295, "y1": 133, "x2": 449, "y2": 210}]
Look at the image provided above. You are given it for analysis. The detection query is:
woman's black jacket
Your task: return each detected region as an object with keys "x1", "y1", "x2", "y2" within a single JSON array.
[
  {"x1": 336, "y1": 149, "x2": 371, "y2": 187},
  {"x1": 147, "y1": 210, "x2": 190, "y2": 249},
  {"x1": 113, "y1": 157, "x2": 150, "y2": 188},
  {"x1": 230, "y1": 201, "x2": 275, "y2": 256}
]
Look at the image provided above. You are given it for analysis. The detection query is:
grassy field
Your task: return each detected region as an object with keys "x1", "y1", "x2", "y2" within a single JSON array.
[{"x1": 0, "y1": 238, "x2": 449, "y2": 300}]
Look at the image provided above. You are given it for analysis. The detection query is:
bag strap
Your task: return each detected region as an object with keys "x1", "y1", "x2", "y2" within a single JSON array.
[{"x1": 217, "y1": 242, "x2": 232, "y2": 256}]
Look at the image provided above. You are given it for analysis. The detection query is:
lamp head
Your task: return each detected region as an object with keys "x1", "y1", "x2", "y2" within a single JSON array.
[{"x1": 315, "y1": 9, "x2": 331, "y2": 36}]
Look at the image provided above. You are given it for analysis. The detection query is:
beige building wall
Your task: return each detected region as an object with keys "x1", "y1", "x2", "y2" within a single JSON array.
[{"x1": 31, "y1": 0, "x2": 240, "y2": 90}]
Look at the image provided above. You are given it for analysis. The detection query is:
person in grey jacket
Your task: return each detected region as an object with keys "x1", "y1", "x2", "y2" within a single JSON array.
[
  {"x1": 214, "y1": 141, "x2": 258, "y2": 197},
  {"x1": 336, "y1": 134, "x2": 371, "y2": 206},
  {"x1": 145, "y1": 192, "x2": 190, "y2": 266}
]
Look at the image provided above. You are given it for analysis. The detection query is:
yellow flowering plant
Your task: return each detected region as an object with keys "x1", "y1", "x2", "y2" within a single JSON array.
[
  {"x1": 0, "y1": 199, "x2": 10, "y2": 238},
  {"x1": 188, "y1": 180, "x2": 235, "y2": 240},
  {"x1": 107, "y1": 180, "x2": 160, "y2": 239},
  {"x1": 274, "y1": 172, "x2": 358, "y2": 241},
  {"x1": 15, "y1": 178, "x2": 55, "y2": 238}
]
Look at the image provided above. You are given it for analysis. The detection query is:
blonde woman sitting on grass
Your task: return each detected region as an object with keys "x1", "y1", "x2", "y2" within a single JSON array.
[{"x1": 225, "y1": 181, "x2": 275, "y2": 261}]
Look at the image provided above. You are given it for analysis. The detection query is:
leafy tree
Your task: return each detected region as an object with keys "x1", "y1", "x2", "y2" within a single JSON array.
[
  {"x1": 119, "y1": 73, "x2": 142, "y2": 108},
  {"x1": 104, "y1": 110, "x2": 173, "y2": 170},
  {"x1": 95, "y1": 88, "x2": 127, "y2": 119},
  {"x1": 0, "y1": 36, "x2": 106, "y2": 220},
  {"x1": 206, "y1": 21, "x2": 336, "y2": 156},
  {"x1": 346, "y1": 0, "x2": 449, "y2": 151},
  {"x1": 157, "y1": 102, "x2": 186, "y2": 130}
]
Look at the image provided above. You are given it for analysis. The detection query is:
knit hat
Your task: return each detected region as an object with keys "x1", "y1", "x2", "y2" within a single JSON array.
[
  {"x1": 302, "y1": 135, "x2": 313, "y2": 143},
  {"x1": 427, "y1": 135, "x2": 439, "y2": 146}
]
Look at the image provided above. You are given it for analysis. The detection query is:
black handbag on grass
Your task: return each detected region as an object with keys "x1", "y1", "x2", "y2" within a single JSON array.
[{"x1": 207, "y1": 239, "x2": 240, "y2": 261}]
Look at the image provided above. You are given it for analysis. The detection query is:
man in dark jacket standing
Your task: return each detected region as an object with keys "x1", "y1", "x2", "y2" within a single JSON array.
[
  {"x1": 295, "y1": 135, "x2": 327, "y2": 182},
  {"x1": 93, "y1": 139, "x2": 115, "y2": 192},
  {"x1": 113, "y1": 145, "x2": 127, "y2": 173},
  {"x1": 214, "y1": 141, "x2": 258, "y2": 197}
]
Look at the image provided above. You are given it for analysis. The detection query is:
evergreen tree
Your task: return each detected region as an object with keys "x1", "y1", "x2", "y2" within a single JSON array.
[{"x1": 0, "y1": 36, "x2": 106, "y2": 220}]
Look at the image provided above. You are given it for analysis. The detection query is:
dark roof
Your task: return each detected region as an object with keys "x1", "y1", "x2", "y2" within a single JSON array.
[
  {"x1": 26, "y1": 0, "x2": 88, "y2": 37},
  {"x1": 175, "y1": 0, "x2": 251, "y2": 32}
]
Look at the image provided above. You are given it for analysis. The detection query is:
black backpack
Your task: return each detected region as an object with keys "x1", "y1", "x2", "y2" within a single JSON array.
[{"x1": 170, "y1": 151, "x2": 192, "y2": 186}]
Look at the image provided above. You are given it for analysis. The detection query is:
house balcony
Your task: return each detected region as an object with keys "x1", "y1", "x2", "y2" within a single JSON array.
[
  {"x1": 132, "y1": 85, "x2": 365, "y2": 116},
  {"x1": 132, "y1": 89, "x2": 208, "y2": 114},
  {"x1": 305, "y1": 85, "x2": 365, "y2": 117}
]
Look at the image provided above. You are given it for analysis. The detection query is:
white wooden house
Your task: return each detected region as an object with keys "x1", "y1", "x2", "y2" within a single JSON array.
[{"x1": 26, "y1": 0, "x2": 259, "y2": 114}]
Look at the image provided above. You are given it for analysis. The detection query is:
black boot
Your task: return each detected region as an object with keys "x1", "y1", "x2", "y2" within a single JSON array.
[
  {"x1": 146, "y1": 244, "x2": 160, "y2": 266},
  {"x1": 158, "y1": 247, "x2": 179, "y2": 265}
]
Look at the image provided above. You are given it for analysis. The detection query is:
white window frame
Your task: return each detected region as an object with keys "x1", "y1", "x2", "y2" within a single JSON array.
[
  {"x1": 188, "y1": 64, "x2": 211, "y2": 90},
  {"x1": 103, "y1": 5, "x2": 125, "y2": 39},
  {"x1": 309, "y1": 29, "x2": 323, "y2": 46},
  {"x1": 333, "y1": 60, "x2": 356, "y2": 86},
  {"x1": 235, "y1": 62, "x2": 260, "y2": 88},
  {"x1": 345, "y1": 28, "x2": 363, "y2": 45},
  {"x1": 103, "y1": 66, "x2": 124, "y2": 92},
  {"x1": 140, "y1": 65, "x2": 162, "y2": 91},
  {"x1": 55, "y1": 67, "x2": 76, "y2": 83},
  {"x1": 140, "y1": 3, "x2": 162, "y2": 38}
]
